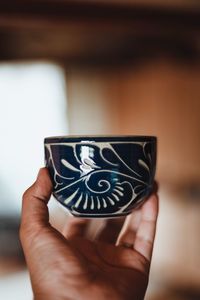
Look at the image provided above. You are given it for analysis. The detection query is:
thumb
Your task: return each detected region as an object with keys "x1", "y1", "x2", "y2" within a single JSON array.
[{"x1": 20, "y1": 167, "x2": 53, "y2": 243}]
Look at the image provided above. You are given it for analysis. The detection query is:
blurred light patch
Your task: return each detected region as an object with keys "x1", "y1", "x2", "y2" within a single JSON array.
[
  {"x1": 0, "y1": 271, "x2": 32, "y2": 300},
  {"x1": 0, "y1": 62, "x2": 68, "y2": 215}
]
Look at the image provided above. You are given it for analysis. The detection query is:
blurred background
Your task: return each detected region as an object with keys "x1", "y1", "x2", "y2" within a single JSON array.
[{"x1": 0, "y1": 0, "x2": 200, "y2": 299}]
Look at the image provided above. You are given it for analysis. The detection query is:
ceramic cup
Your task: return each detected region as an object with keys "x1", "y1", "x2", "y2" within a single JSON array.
[{"x1": 44, "y1": 135, "x2": 157, "y2": 218}]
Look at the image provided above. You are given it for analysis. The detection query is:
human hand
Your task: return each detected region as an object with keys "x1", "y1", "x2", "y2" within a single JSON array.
[{"x1": 20, "y1": 168, "x2": 158, "y2": 300}]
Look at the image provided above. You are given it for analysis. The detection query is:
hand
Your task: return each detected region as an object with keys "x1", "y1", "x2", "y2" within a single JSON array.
[{"x1": 20, "y1": 168, "x2": 158, "y2": 300}]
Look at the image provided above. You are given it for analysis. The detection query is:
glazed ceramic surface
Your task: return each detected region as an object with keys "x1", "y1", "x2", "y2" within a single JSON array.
[{"x1": 44, "y1": 136, "x2": 157, "y2": 218}]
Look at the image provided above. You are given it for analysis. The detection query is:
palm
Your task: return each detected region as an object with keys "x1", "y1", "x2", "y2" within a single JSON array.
[
  {"x1": 29, "y1": 227, "x2": 148, "y2": 300},
  {"x1": 69, "y1": 237, "x2": 148, "y2": 300}
]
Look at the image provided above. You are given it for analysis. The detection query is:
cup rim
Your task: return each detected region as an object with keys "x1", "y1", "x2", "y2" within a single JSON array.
[{"x1": 44, "y1": 135, "x2": 157, "y2": 143}]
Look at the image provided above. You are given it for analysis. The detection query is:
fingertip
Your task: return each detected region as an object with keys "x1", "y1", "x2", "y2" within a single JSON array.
[
  {"x1": 149, "y1": 192, "x2": 159, "y2": 202},
  {"x1": 36, "y1": 167, "x2": 53, "y2": 187},
  {"x1": 152, "y1": 193, "x2": 159, "y2": 208},
  {"x1": 36, "y1": 167, "x2": 51, "y2": 180},
  {"x1": 141, "y1": 193, "x2": 159, "y2": 221},
  {"x1": 27, "y1": 167, "x2": 53, "y2": 202}
]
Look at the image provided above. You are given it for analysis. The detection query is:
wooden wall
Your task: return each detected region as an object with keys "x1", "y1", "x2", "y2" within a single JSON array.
[{"x1": 66, "y1": 59, "x2": 200, "y2": 185}]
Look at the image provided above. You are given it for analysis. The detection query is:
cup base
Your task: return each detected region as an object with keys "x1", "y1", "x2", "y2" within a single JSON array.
[{"x1": 70, "y1": 211, "x2": 131, "y2": 219}]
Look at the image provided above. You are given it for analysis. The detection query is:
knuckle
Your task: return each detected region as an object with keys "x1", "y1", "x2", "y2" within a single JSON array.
[
  {"x1": 22, "y1": 191, "x2": 28, "y2": 204},
  {"x1": 22, "y1": 186, "x2": 32, "y2": 199},
  {"x1": 22, "y1": 184, "x2": 35, "y2": 203}
]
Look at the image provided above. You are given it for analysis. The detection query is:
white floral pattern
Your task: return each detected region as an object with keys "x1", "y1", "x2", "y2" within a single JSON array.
[{"x1": 45, "y1": 140, "x2": 156, "y2": 217}]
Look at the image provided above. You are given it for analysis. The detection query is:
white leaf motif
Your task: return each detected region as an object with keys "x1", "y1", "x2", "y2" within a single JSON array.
[{"x1": 61, "y1": 159, "x2": 80, "y2": 172}]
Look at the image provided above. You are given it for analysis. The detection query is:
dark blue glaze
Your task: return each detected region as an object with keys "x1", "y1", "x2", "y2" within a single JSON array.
[{"x1": 44, "y1": 136, "x2": 156, "y2": 218}]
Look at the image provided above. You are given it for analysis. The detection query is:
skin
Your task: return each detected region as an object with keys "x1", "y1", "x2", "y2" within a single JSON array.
[{"x1": 20, "y1": 168, "x2": 159, "y2": 300}]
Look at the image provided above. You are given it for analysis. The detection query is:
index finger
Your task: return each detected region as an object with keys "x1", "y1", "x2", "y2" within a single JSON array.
[
  {"x1": 134, "y1": 193, "x2": 159, "y2": 261},
  {"x1": 116, "y1": 193, "x2": 159, "y2": 262}
]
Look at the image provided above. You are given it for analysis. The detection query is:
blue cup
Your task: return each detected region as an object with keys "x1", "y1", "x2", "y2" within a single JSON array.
[{"x1": 44, "y1": 135, "x2": 157, "y2": 218}]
